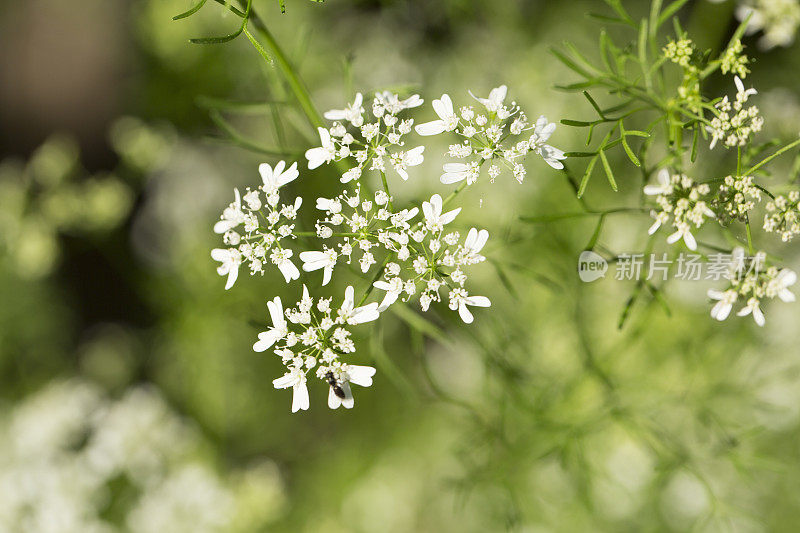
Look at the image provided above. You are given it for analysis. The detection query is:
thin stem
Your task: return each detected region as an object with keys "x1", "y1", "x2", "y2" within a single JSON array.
[
  {"x1": 442, "y1": 181, "x2": 469, "y2": 209},
  {"x1": 737, "y1": 145, "x2": 742, "y2": 176},
  {"x1": 238, "y1": 1, "x2": 325, "y2": 131},
  {"x1": 358, "y1": 254, "x2": 392, "y2": 306},
  {"x1": 379, "y1": 170, "x2": 394, "y2": 211},
  {"x1": 746, "y1": 138, "x2": 800, "y2": 175},
  {"x1": 745, "y1": 214, "x2": 755, "y2": 255}
]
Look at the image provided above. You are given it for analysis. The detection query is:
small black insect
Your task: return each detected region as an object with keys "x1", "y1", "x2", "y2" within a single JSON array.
[{"x1": 324, "y1": 371, "x2": 346, "y2": 399}]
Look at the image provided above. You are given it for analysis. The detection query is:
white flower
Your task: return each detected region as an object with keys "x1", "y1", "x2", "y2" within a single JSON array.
[
  {"x1": 259, "y1": 160, "x2": 299, "y2": 193},
  {"x1": 448, "y1": 288, "x2": 491, "y2": 324},
  {"x1": 415, "y1": 94, "x2": 458, "y2": 136},
  {"x1": 469, "y1": 85, "x2": 507, "y2": 112},
  {"x1": 666, "y1": 224, "x2": 698, "y2": 251},
  {"x1": 373, "y1": 277, "x2": 404, "y2": 310},
  {"x1": 771, "y1": 269, "x2": 797, "y2": 302},
  {"x1": 211, "y1": 248, "x2": 241, "y2": 290},
  {"x1": 422, "y1": 193, "x2": 461, "y2": 231},
  {"x1": 338, "y1": 285, "x2": 380, "y2": 325},
  {"x1": 708, "y1": 289, "x2": 738, "y2": 321},
  {"x1": 734, "y1": 75, "x2": 757, "y2": 99},
  {"x1": 529, "y1": 116, "x2": 566, "y2": 169},
  {"x1": 299, "y1": 248, "x2": 338, "y2": 286},
  {"x1": 316, "y1": 197, "x2": 342, "y2": 214},
  {"x1": 391, "y1": 146, "x2": 425, "y2": 180},
  {"x1": 463, "y1": 228, "x2": 489, "y2": 261},
  {"x1": 271, "y1": 248, "x2": 300, "y2": 283},
  {"x1": 644, "y1": 168, "x2": 672, "y2": 196},
  {"x1": 272, "y1": 366, "x2": 309, "y2": 413},
  {"x1": 327, "y1": 365, "x2": 376, "y2": 410},
  {"x1": 323, "y1": 92, "x2": 365, "y2": 127},
  {"x1": 305, "y1": 127, "x2": 337, "y2": 169},
  {"x1": 214, "y1": 189, "x2": 245, "y2": 234},
  {"x1": 375, "y1": 91, "x2": 424, "y2": 113},
  {"x1": 736, "y1": 1, "x2": 800, "y2": 50},
  {"x1": 737, "y1": 297, "x2": 766, "y2": 326},
  {"x1": 441, "y1": 162, "x2": 480, "y2": 185},
  {"x1": 253, "y1": 297, "x2": 288, "y2": 352}
]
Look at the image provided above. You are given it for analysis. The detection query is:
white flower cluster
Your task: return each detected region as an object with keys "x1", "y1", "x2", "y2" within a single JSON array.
[
  {"x1": 0, "y1": 380, "x2": 283, "y2": 533},
  {"x1": 254, "y1": 286, "x2": 379, "y2": 412},
  {"x1": 737, "y1": 0, "x2": 800, "y2": 50},
  {"x1": 708, "y1": 76, "x2": 764, "y2": 149},
  {"x1": 306, "y1": 91, "x2": 425, "y2": 181},
  {"x1": 211, "y1": 161, "x2": 302, "y2": 289},
  {"x1": 304, "y1": 186, "x2": 418, "y2": 283},
  {"x1": 644, "y1": 169, "x2": 715, "y2": 250},
  {"x1": 415, "y1": 85, "x2": 566, "y2": 185},
  {"x1": 210, "y1": 88, "x2": 532, "y2": 412},
  {"x1": 708, "y1": 247, "x2": 796, "y2": 326},
  {"x1": 306, "y1": 188, "x2": 491, "y2": 321},
  {"x1": 715, "y1": 174, "x2": 762, "y2": 222},
  {"x1": 763, "y1": 191, "x2": 800, "y2": 241},
  {"x1": 372, "y1": 194, "x2": 491, "y2": 323}
]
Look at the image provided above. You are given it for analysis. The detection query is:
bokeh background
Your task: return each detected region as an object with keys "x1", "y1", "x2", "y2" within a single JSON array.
[{"x1": 2, "y1": 0, "x2": 800, "y2": 531}]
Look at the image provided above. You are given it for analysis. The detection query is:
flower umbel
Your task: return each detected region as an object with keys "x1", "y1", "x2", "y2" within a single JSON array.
[
  {"x1": 708, "y1": 248, "x2": 796, "y2": 326},
  {"x1": 416, "y1": 85, "x2": 566, "y2": 186},
  {"x1": 257, "y1": 285, "x2": 379, "y2": 412},
  {"x1": 644, "y1": 169, "x2": 715, "y2": 251},
  {"x1": 211, "y1": 161, "x2": 302, "y2": 289}
]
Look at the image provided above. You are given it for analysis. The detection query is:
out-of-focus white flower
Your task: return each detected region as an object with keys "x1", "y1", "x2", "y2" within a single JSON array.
[
  {"x1": 644, "y1": 169, "x2": 714, "y2": 251},
  {"x1": 708, "y1": 289, "x2": 738, "y2": 321},
  {"x1": 736, "y1": 0, "x2": 800, "y2": 50},
  {"x1": 707, "y1": 247, "x2": 796, "y2": 326}
]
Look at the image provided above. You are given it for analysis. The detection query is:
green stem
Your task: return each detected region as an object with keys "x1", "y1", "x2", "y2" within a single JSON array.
[
  {"x1": 736, "y1": 145, "x2": 742, "y2": 175},
  {"x1": 746, "y1": 138, "x2": 800, "y2": 175},
  {"x1": 442, "y1": 181, "x2": 469, "y2": 209},
  {"x1": 358, "y1": 254, "x2": 392, "y2": 306},
  {"x1": 239, "y1": 2, "x2": 324, "y2": 131},
  {"x1": 745, "y1": 214, "x2": 755, "y2": 256},
  {"x1": 379, "y1": 170, "x2": 394, "y2": 211}
]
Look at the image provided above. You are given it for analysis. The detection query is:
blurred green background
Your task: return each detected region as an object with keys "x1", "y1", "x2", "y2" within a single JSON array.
[{"x1": 2, "y1": 0, "x2": 800, "y2": 531}]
